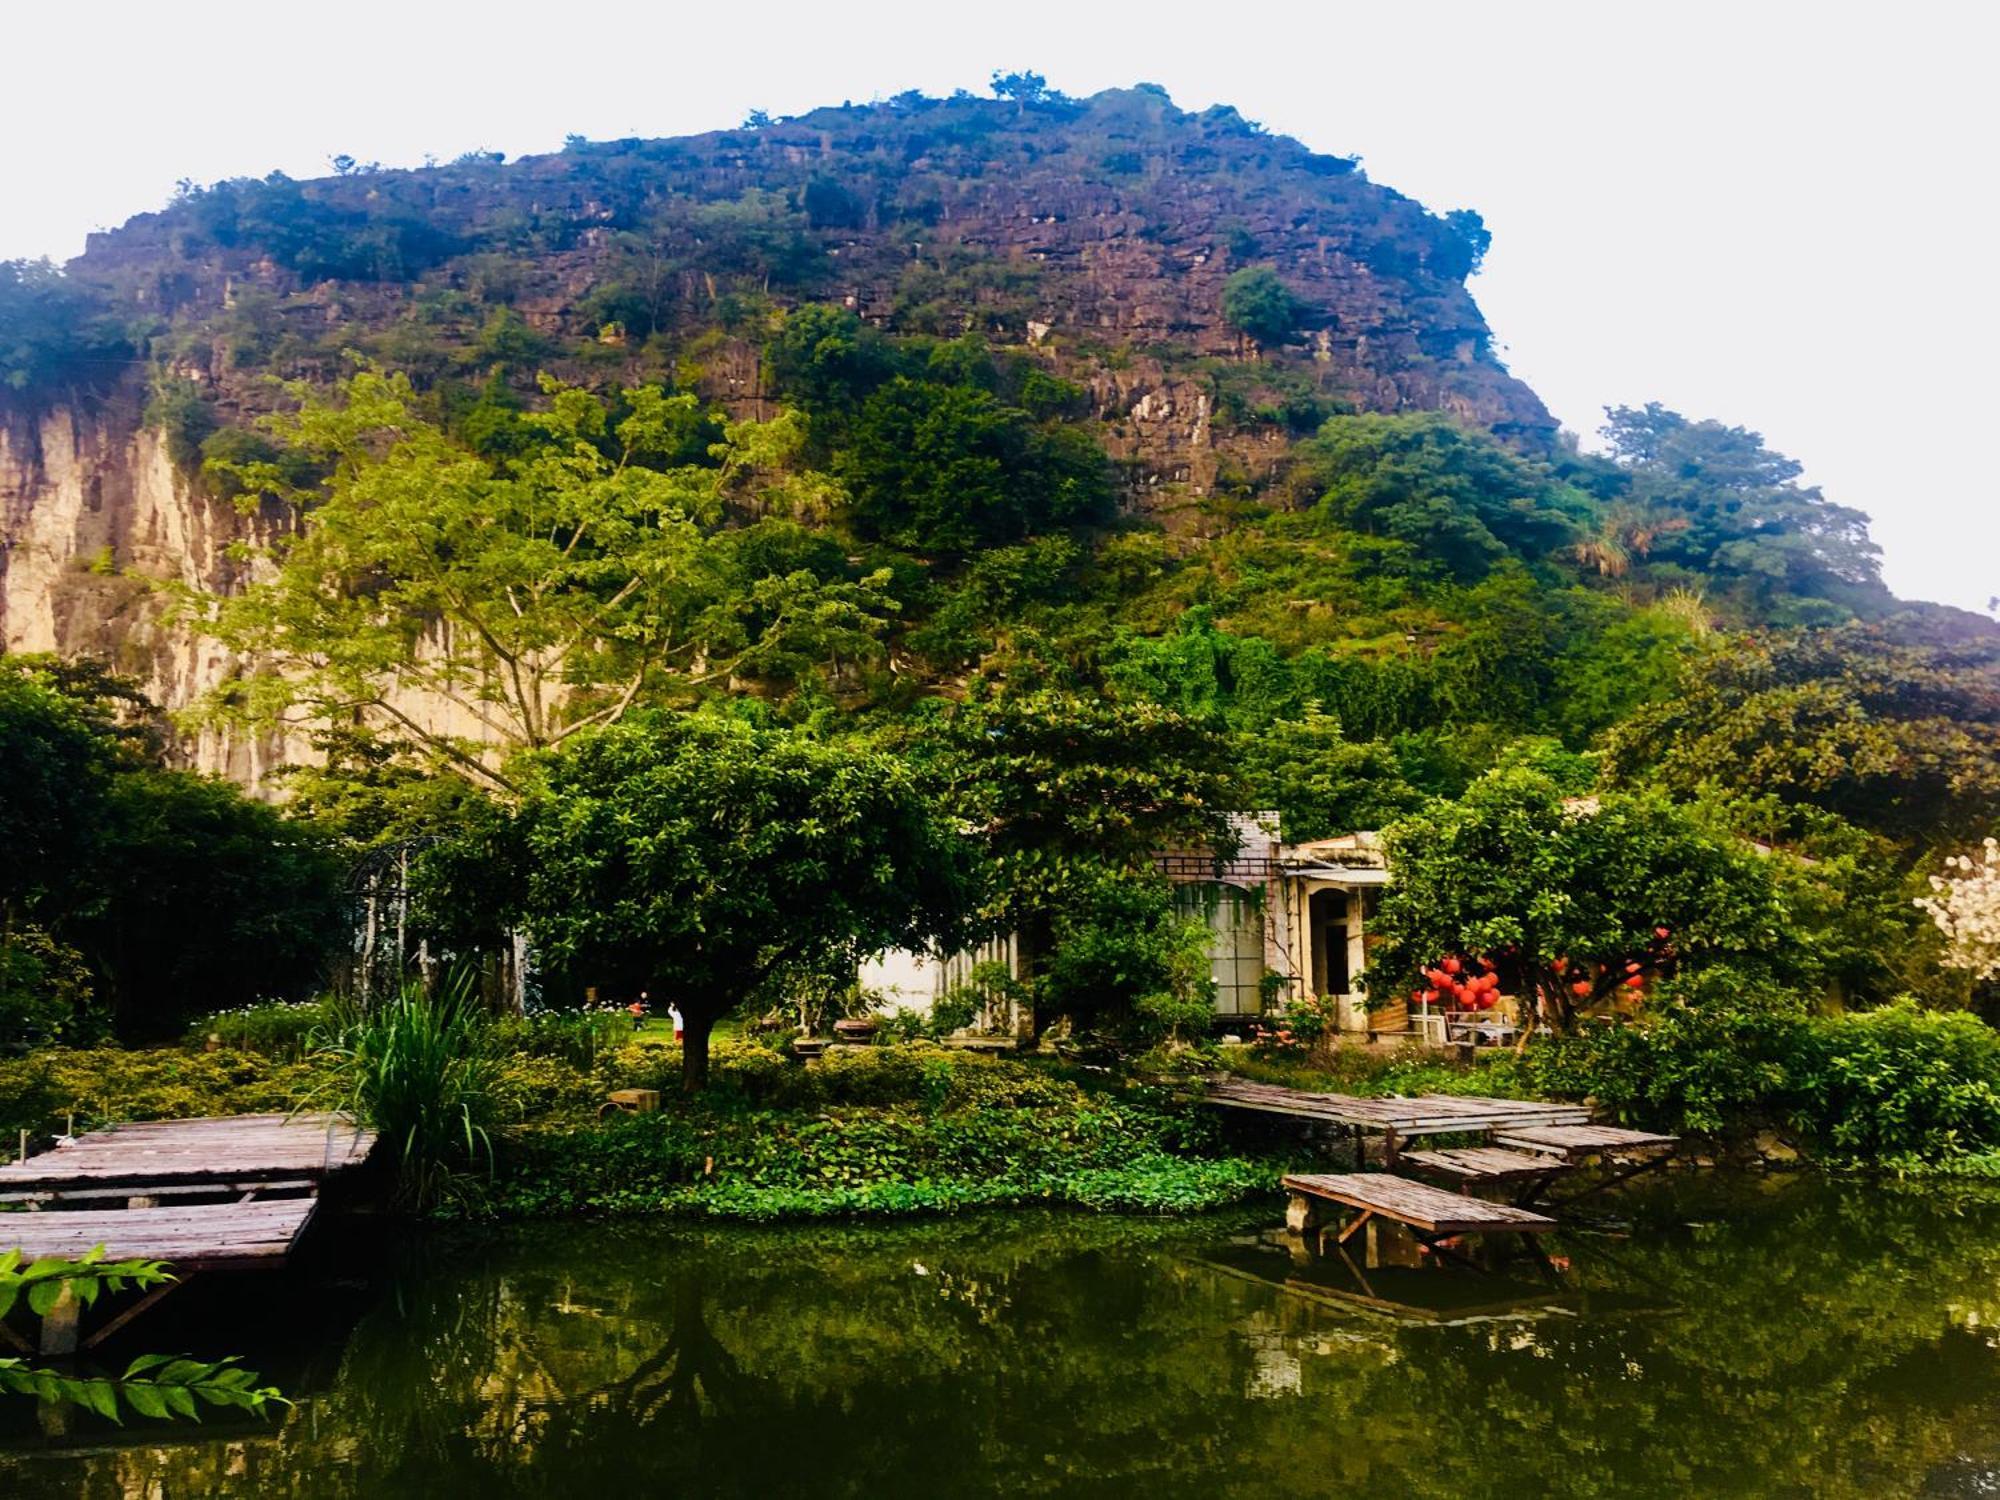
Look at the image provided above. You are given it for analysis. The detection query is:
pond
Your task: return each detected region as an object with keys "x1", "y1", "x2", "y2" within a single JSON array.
[{"x1": 5, "y1": 1173, "x2": 2000, "y2": 1497}]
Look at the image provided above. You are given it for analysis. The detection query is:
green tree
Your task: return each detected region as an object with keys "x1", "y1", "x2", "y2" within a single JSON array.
[
  {"x1": 1368, "y1": 766, "x2": 1785, "y2": 1032},
  {"x1": 0, "y1": 259, "x2": 134, "y2": 393},
  {"x1": 1601, "y1": 403, "x2": 1886, "y2": 609},
  {"x1": 1219, "y1": 267, "x2": 1303, "y2": 347},
  {"x1": 915, "y1": 691, "x2": 1238, "y2": 1035},
  {"x1": 0, "y1": 656, "x2": 342, "y2": 1042},
  {"x1": 841, "y1": 378, "x2": 1112, "y2": 554},
  {"x1": 1297, "y1": 413, "x2": 1591, "y2": 579},
  {"x1": 78, "y1": 770, "x2": 343, "y2": 1038},
  {"x1": 1238, "y1": 708, "x2": 1422, "y2": 842},
  {"x1": 1604, "y1": 623, "x2": 2000, "y2": 847},
  {"x1": 201, "y1": 371, "x2": 884, "y2": 789},
  {"x1": 500, "y1": 714, "x2": 976, "y2": 1090}
]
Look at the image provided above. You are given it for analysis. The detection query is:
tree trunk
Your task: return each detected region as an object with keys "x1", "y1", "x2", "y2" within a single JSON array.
[
  {"x1": 1017, "y1": 915, "x2": 1052, "y2": 1041},
  {"x1": 681, "y1": 1009, "x2": 715, "y2": 1094}
]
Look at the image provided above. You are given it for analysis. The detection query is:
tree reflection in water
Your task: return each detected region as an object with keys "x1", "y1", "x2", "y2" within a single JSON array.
[{"x1": 6, "y1": 1176, "x2": 2000, "y2": 1499}]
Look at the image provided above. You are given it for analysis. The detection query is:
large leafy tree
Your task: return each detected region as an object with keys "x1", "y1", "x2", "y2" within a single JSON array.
[
  {"x1": 0, "y1": 656, "x2": 342, "y2": 1044},
  {"x1": 1604, "y1": 623, "x2": 2000, "y2": 847},
  {"x1": 914, "y1": 690, "x2": 1238, "y2": 1035},
  {"x1": 1600, "y1": 403, "x2": 1886, "y2": 610},
  {"x1": 1296, "y1": 414, "x2": 1592, "y2": 580},
  {"x1": 202, "y1": 372, "x2": 891, "y2": 790},
  {"x1": 841, "y1": 378, "x2": 1112, "y2": 555},
  {"x1": 76, "y1": 770, "x2": 344, "y2": 1038},
  {"x1": 499, "y1": 715, "x2": 976, "y2": 1090},
  {"x1": 1368, "y1": 766, "x2": 1785, "y2": 1033}
]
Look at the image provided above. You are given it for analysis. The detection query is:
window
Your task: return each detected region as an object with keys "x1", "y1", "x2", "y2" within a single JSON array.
[{"x1": 1178, "y1": 883, "x2": 1267, "y2": 1017}]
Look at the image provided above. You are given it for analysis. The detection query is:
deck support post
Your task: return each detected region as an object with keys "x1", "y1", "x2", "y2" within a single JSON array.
[
  {"x1": 38, "y1": 1283, "x2": 79, "y2": 1357},
  {"x1": 1285, "y1": 1192, "x2": 1324, "y2": 1235}
]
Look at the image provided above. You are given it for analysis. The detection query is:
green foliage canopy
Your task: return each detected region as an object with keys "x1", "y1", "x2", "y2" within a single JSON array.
[
  {"x1": 498, "y1": 714, "x2": 977, "y2": 1089},
  {"x1": 1220, "y1": 267, "x2": 1303, "y2": 346},
  {"x1": 1369, "y1": 765, "x2": 1786, "y2": 1032}
]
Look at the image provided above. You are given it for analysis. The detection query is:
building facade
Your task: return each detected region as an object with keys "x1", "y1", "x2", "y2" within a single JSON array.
[{"x1": 859, "y1": 814, "x2": 1400, "y2": 1039}]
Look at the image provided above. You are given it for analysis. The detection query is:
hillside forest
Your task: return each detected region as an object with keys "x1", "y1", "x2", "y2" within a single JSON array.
[{"x1": 1, "y1": 79, "x2": 1995, "y2": 1088}]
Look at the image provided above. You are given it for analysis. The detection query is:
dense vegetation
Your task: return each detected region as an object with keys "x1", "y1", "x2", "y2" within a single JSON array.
[
  {"x1": 0, "y1": 79, "x2": 1995, "y2": 1173},
  {"x1": 0, "y1": 657, "x2": 341, "y2": 1049}
]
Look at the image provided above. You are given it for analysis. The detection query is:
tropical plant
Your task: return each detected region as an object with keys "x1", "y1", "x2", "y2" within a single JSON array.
[
  {"x1": 0, "y1": 1247, "x2": 285, "y2": 1421},
  {"x1": 312, "y1": 972, "x2": 502, "y2": 1208}
]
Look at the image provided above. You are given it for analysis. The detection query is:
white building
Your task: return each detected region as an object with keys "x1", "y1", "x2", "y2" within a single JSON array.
[{"x1": 859, "y1": 814, "x2": 1401, "y2": 1039}]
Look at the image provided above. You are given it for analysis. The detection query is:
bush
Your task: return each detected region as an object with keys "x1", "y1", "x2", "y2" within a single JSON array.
[
  {"x1": 1522, "y1": 974, "x2": 2000, "y2": 1163},
  {"x1": 1788, "y1": 1004, "x2": 2000, "y2": 1162},
  {"x1": 0, "y1": 1047, "x2": 326, "y2": 1138},
  {"x1": 180, "y1": 999, "x2": 338, "y2": 1060},
  {"x1": 1220, "y1": 267, "x2": 1303, "y2": 346}
]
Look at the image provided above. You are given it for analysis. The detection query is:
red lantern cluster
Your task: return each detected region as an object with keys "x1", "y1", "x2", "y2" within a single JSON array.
[{"x1": 1413, "y1": 955, "x2": 1504, "y2": 1012}]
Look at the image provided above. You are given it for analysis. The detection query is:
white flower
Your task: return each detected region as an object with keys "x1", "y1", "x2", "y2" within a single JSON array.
[{"x1": 1916, "y1": 836, "x2": 2000, "y2": 982}]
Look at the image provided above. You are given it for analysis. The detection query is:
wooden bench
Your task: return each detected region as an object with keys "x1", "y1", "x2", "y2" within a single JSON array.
[{"x1": 1281, "y1": 1172, "x2": 1557, "y2": 1250}]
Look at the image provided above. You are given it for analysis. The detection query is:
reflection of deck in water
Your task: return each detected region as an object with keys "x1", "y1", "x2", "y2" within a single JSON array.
[{"x1": 1197, "y1": 1230, "x2": 1665, "y2": 1327}]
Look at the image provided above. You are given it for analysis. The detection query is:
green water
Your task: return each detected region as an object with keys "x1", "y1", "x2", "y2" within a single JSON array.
[{"x1": 5, "y1": 1174, "x2": 2000, "y2": 1498}]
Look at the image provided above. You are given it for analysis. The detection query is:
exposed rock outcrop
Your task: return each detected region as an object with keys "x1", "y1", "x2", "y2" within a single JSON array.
[{"x1": 3, "y1": 86, "x2": 1556, "y2": 779}]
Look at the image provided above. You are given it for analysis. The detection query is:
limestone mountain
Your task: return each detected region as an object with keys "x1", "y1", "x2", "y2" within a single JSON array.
[{"x1": 0, "y1": 82, "x2": 1962, "y2": 786}]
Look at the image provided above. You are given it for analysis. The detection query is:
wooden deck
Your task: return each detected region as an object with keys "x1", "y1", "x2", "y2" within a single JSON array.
[
  {"x1": 0, "y1": 1114, "x2": 374, "y2": 1201},
  {"x1": 1491, "y1": 1124, "x2": 1680, "y2": 1162},
  {"x1": 0, "y1": 1199, "x2": 319, "y2": 1272},
  {"x1": 1282, "y1": 1173, "x2": 1557, "y2": 1235},
  {"x1": 1203, "y1": 1078, "x2": 1592, "y2": 1136},
  {"x1": 1400, "y1": 1146, "x2": 1577, "y2": 1184}
]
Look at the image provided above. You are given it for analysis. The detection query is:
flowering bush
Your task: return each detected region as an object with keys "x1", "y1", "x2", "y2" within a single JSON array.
[{"x1": 1916, "y1": 837, "x2": 2000, "y2": 983}]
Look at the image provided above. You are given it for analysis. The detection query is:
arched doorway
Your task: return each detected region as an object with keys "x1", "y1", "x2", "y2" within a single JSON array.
[{"x1": 1309, "y1": 888, "x2": 1350, "y2": 998}]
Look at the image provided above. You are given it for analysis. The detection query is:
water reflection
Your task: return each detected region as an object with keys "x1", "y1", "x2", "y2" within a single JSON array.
[{"x1": 6, "y1": 1175, "x2": 2000, "y2": 1498}]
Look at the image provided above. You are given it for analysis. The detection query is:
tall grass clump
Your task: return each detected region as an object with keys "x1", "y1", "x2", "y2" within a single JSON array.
[{"x1": 313, "y1": 973, "x2": 501, "y2": 1210}]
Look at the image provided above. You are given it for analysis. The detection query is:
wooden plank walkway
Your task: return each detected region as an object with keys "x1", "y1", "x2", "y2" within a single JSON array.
[
  {"x1": 0, "y1": 1114, "x2": 374, "y2": 1199},
  {"x1": 0, "y1": 1199, "x2": 318, "y2": 1273},
  {"x1": 1400, "y1": 1146, "x2": 1577, "y2": 1184},
  {"x1": 1204, "y1": 1078, "x2": 1592, "y2": 1135},
  {"x1": 1492, "y1": 1124, "x2": 1680, "y2": 1162},
  {"x1": 1282, "y1": 1173, "x2": 1557, "y2": 1235}
]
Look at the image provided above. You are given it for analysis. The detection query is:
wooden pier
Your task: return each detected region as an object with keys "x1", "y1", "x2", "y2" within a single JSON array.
[
  {"x1": 0, "y1": 1114, "x2": 375, "y2": 1355},
  {"x1": 1283, "y1": 1172, "x2": 1558, "y2": 1238},
  {"x1": 0, "y1": 1114, "x2": 373, "y2": 1204},
  {"x1": 1207, "y1": 1072, "x2": 1680, "y2": 1273},
  {"x1": 1202, "y1": 1077, "x2": 1590, "y2": 1163}
]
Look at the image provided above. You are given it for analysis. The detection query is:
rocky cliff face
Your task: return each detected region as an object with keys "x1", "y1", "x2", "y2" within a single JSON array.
[
  {"x1": 0, "y1": 397, "x2": 291, "y2": 777},
  {"x1": 2, "y1": 86, "x2": 1555, "y2": 776}
]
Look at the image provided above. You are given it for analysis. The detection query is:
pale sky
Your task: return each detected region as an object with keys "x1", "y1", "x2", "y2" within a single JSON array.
[{"x1": 5, "y1": 1, "x2": 1993, "y2": 615}]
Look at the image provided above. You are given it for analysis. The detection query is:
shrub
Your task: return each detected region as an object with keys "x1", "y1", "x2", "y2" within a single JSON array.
[
  {"x1": 1220, "y1": 267, "x2": 1303, "y2": 346},
  {"x1": 180, "y1": 999, "x2": 338, "y2": 1060},
  {"x1": 1787, "y1": 1004, "x2": 2000, "y2": 1161},
  {"x1": 1521, "y1": 972, "x2": 2000, "y2": 1163},
  {"x1": 310, "y1": 977, "x2": 502, "y2": 1209},
  {"x1": 0, "y1": 1047, "x2": 326, "y2": 1138}
]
